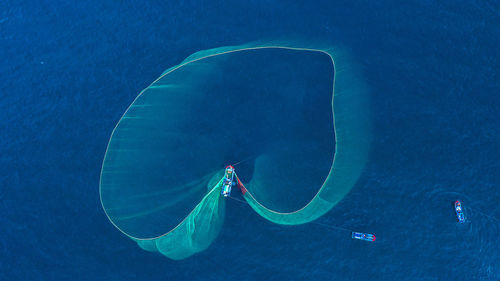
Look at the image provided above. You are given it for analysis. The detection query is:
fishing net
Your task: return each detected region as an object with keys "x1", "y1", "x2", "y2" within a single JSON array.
[{"x1": 100, "y1": 41, "x2": 370, "y2": 260}]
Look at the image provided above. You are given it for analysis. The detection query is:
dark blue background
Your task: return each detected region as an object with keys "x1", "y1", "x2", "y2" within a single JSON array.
[{"x1": 1, "y1": 0, "x2": 499, "y2": 280}]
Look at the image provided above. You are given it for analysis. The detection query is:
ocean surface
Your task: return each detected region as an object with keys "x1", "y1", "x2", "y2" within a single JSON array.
[{"x1": 1, "y1": 0, "x2": 499, "y2": 280}]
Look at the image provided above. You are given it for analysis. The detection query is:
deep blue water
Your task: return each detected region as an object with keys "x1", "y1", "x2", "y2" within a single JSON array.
[{"x1": 1, "y1": 0, "x2": 499, "y2": 280}]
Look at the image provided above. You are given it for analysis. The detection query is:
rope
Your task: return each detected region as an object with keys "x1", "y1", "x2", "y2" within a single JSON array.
[
  {"x1": 228, "y1": 196, "x2": 248, "y2": 205},
  {"x1": 231, "y1": 154, "x2": 258, "y2": 167},
  {"x1": 310, "y1": 221, "x2": 354, "y2": 233}
]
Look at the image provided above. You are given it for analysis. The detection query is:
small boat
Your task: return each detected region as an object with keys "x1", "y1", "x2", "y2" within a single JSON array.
[
  {"x1": 455, "y1": 200, "x2": 466, "y2": 223},
  {"x1": 352, "y1": 232, "x2": 376, "y2": 242},
  {"x1": 221, "y1": 165, "x2": 236, "y2": 197}
]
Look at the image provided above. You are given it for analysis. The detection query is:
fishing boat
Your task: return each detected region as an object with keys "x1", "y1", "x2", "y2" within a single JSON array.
[
  {"x1": 352, "y1": 232, "x2": 376, "y2": 242},
  {"x1": 221, "y1": 165, "x2": 235, "y2": 197},
  {"x1": 455, "y1": 200, "x2": 466, "y2": 223}
]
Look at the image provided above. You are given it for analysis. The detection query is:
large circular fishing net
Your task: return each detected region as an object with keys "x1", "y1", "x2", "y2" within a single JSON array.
[{"x1": 100, "y1": 41, "x2": 370, "y2": 260}]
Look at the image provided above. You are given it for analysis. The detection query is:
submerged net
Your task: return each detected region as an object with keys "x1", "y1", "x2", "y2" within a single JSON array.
[{"x1": 100, "y1": 41, "x2": 370, "y2": 260}]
